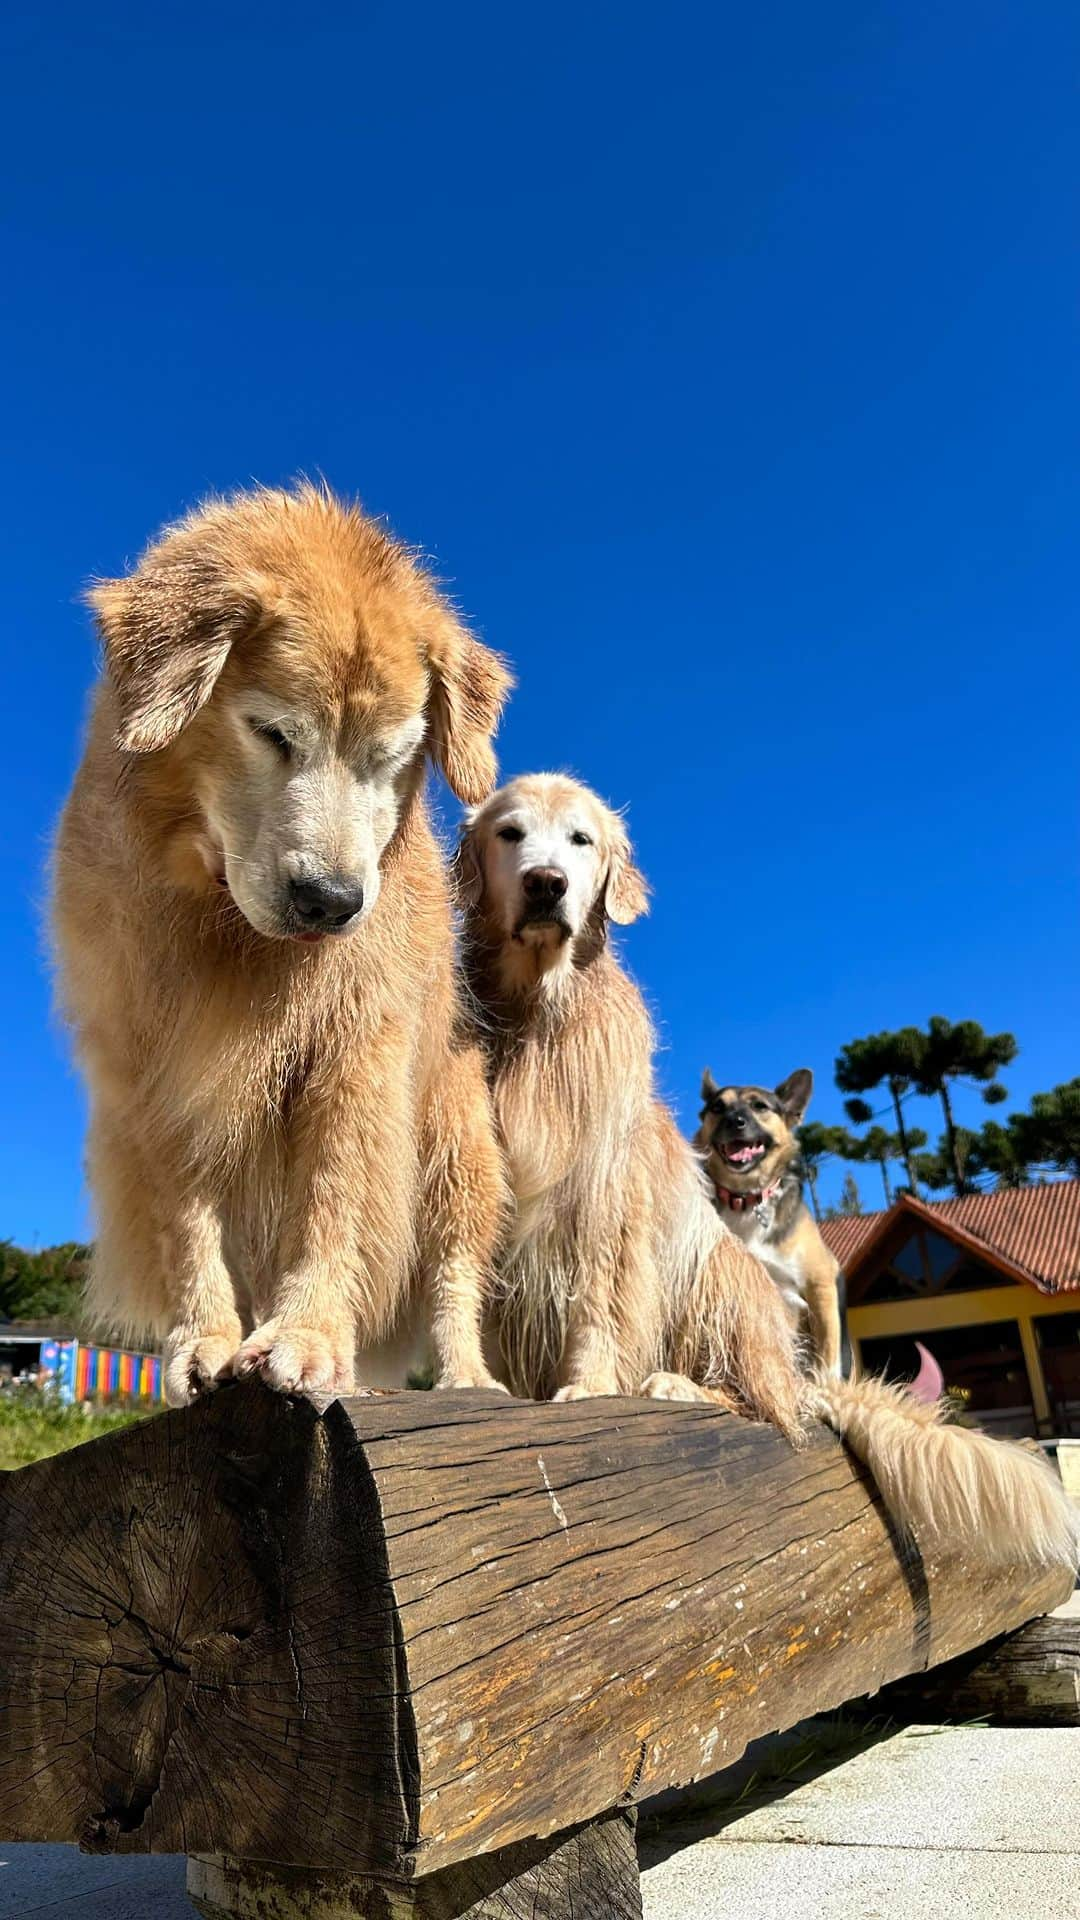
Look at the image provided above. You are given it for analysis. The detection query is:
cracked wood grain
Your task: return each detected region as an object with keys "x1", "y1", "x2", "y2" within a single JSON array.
[{"x1": 0, "y1": 1380, "x2": 1069, "y2": 1879}]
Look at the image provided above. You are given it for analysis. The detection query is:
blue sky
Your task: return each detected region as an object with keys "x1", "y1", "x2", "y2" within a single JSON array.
[{"x1": 3, "y1": 0, "x2": 1078, "y2": 1245}]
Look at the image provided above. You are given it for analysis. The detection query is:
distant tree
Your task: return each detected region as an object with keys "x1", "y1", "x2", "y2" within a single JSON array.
[
  {"x1": 795, "y1": 1122, "x2": 838, "y2": 1223},
  {"x1": 823, "y1": 1171, "x2": 863, "y2": 1221},
  {"x1": 1011, "y1": 1078, "x2": 1080, "y2": 1179},
  {"x1": 912, "y1": 1128, "x2": 979, "y2": 1194},
  {"x1": 968, "y1": 1120, "x2": 1033, "y2": 1190},
  {"x1": 835, "y1": 1028, "x2": 927, "y2": 1194},
  {"x1": 0, "y1": 1242, "x2": 90, "y2": 1326},
  {"x1": 913, "y1": 1017, "x2": 1018, "y2": 1195},
  {"x1": 839, "y1": 1171, "x2": 862, "y2": 1216},
  {"x1": 841, "y1": 1123, "x2": 929, "y2": 1208}
]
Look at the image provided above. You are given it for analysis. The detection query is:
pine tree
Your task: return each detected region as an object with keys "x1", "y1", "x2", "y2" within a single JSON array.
[
  {"x1": 1011, "y1": 1078, "x2": 1080, "y2": 1178},
  {"x1": 913, "y1": 1017, "x2": 1017, "y2": 1195},
  {"x1": 821, "y1": 1171, "x2": 864, "y2": 1221},
  {"x1": 839, "y1": 1171, "x2": 862, "y2": 1215},
  {"x1": 969, "y1": 1120, "x2": 1032, "y2": 1190},
  {"x1": 832, "y1": 1118, "x2": 931, "y2": 1207},
  {"x1": 834, "y1": 1028, "x2": 926, "y2": 1193},
  {"x1": 913, "y1": 1127, "x2": 980, "y2": 1193},
  {"x1": 795, "y1": 1122, "x2": 839, "y2": 1223}
]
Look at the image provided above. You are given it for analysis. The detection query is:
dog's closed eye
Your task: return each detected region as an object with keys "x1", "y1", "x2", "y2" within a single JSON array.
[
  {"x1": 496, "y1": 825, "x2": 524, "y2": 843},
  {"x1": 248, "y1": 719, "x2": 292, "y2": 760}
]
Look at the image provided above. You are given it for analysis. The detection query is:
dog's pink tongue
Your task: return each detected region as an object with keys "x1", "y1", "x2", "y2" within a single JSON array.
[
  {"x1": 729, "y1": 1145, "x2": 756, "y2": 1162},
  {"x1": 908, "y1": 1341, "x2": 945, "y2": 1405}
]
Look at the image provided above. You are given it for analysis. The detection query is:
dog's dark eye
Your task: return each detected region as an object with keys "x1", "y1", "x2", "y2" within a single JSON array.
[
  {"x1": 496, "y1": 825, "x2": 525, "y2": 843},
  {"x1": 569, "y1": 830, "x2": 592, "y2": 847},
  {"x1": 250, "y1": 721, "x2": 292, "y2": 759}
]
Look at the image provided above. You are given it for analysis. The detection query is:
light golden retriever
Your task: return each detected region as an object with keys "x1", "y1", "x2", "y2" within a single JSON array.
[
  {"x1": 456, "y1": 772, "x2": 805, "y2": 1436},
  {"x1": 458, "y1": 773, "x2": 1077, "y2": 1570},
  {"x1": 54, "y1": 484, "x2": 509, "y2": 1405}
]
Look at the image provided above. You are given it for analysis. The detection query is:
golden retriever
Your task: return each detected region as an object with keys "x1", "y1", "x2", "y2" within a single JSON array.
[
  {"x1": 458, "y1": 773, "x2": 1077, "y2": 1570},
  {"x1": 53, "y1": 484, "x2": 509, "y2": 1405},
  {"x1": 456, "y1": 772, "x2": 805, "y2": 1436}
]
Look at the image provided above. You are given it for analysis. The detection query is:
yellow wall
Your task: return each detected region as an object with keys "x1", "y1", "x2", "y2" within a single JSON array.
[{"x1": 849, "y1": 1285, "x2": 1080, "y2": 1428}]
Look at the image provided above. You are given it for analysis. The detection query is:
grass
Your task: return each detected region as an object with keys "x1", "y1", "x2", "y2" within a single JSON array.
[{"x1": 0, "y1": 1388, "x2": 153, "y2": 1469}]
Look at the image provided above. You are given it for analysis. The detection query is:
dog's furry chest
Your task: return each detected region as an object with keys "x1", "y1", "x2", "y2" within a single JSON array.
[{"x1": 725, "y1": 1204, "x2": 808, "y2": 1320}]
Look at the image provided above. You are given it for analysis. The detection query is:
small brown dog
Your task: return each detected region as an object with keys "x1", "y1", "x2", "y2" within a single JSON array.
[
  {"x1": 53, "y1": 484, "x2": 509, "y2": 1404},
  {"x1": 695, "y1": 1070, "x2": 849, "y2": 1377},
  {"x1": 456, "y1": 773, "x2": 805, "y2": 1435}
]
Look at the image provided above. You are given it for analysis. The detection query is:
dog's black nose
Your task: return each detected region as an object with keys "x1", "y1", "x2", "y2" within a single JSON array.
[
  {"x1": 729, "y1": 1109, "x2": 748, "y2": 1131},
  {"x1": 289, "y1": 874, "x2": 365, "y2": 930},
  {"x1": 522, "y1": 867, "x2": 568, "y2": 902}
]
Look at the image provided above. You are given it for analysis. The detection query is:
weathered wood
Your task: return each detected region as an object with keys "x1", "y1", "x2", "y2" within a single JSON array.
[
  {"x1": 0, "y1": 1381, "x2": 1069, "y2": 1881},
  {"x1": 187, "y1": 1810, "x2": 641, "y2": 1917},
  {"x1": 881, "y1": 1608, "x2": 1080, "y2": 1726}
]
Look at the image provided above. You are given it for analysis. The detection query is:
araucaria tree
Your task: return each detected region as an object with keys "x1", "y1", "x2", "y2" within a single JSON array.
[
  {"x1": 795, "y1": 1122, "x2": 844, "y2": 1224},
  {"x1": 913, "y1": 1017, "x2": 1017, "y2": 1196},
  {"x1": 1012, "y1": 1078, "x2": 1080, "y2": 1179},
  {"x1": 834, "y1": 1028, "x2": 926, "y2": 1194},
  {"x1": 843, "y1": 1123, "x2": 929, "y2": 1207}
]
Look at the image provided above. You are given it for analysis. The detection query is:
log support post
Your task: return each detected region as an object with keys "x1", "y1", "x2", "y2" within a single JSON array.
[{"x1": 187, "y1": 1810, "x2": 641, "y2": 1919}]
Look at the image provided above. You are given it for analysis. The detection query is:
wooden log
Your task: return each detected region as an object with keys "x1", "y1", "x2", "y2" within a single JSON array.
[
  {"x1": 881, "y1": 1608, "x2": 1080, "y2": 1726},
  {"x1": 0, "y1": 1381, "x2": 1069, "y2": 1884},
  {"x1": 186, "y1": 1810, "x2": 641, "y2": 1918}
]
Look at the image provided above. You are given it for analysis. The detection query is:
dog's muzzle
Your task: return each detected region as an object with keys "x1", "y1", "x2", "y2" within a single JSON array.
[{"x1": 514, "y1": 866, "x2": 571, "y2": 940}]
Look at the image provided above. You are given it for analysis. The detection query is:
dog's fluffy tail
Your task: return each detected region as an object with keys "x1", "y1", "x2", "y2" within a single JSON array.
[{"x1": 813, "y1": 1372, "x2": 1078, "y2": 1572}]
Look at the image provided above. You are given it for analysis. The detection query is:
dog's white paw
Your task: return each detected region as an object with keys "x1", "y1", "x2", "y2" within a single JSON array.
[
  {"x1": 163, "y1": 1328, "x2": 241, "y2": 1407},
  {"x1": 228, "y1": 1321, "x2": 355, "y2": 1399},
  {"x1": 553, "y1": 1380, "x2": 618, "y2": 1402},
  {"x1": 435, "y1": 1369, "x2": 510, "y2": 1393},
  {"x1": 639, "y1": 1370, "x2": 712, "y2": 1404}
]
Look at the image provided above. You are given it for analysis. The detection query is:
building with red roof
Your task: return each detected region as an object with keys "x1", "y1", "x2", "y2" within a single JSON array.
[{"x1": 821, "y1": 1181, "x2": 1080, "y2": 1439}]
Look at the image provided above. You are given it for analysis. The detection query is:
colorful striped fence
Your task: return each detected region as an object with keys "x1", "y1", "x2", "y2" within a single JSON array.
[{"x1": 47, "y1": 1341, "x2": 164, "y2": 1405}]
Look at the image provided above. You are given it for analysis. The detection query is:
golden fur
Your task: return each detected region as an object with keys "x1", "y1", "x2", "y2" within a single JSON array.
[
  {"x1": 53, "y1": 484, "x2": 509, "y2": 1404},
  {"x1": 813, "y1": 1373, "x2": 1076, "y2": 1570},
  {"x1": 457, "y1": 774, "x2": 805, "y2": 1435},
  {"x1": 460, "y1": 773, "x2": 1077, "y2": 1574}
]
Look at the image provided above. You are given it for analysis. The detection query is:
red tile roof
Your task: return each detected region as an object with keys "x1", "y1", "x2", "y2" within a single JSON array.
[{"x1": 819, "y1": 1180, "x2": 1080, "y2": 1295}]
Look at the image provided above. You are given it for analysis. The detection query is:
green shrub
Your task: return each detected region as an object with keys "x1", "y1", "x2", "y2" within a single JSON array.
[{"x1": 0, "y1": 1386, "x2": 150, "y2": 1469}]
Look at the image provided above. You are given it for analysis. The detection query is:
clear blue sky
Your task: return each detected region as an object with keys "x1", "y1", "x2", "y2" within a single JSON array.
[{"x1": 3, "y1": 0, "x2": 1078, "y2": 1245}]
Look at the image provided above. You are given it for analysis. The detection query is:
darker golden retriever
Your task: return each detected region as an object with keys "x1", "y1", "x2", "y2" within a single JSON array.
[{"x1": 54, "y1": 484, "x2": 509, "y2": 1405}]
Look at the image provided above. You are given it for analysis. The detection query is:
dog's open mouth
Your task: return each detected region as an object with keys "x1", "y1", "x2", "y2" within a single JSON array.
[{"x1": 720, "y1": 1141, "x2": 768, "y2": 1168}]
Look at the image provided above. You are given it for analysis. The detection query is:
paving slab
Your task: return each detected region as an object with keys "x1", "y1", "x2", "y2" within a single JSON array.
[
  {"x1": 640, "y1": 1723, "x2": 1080, "y2": 1920},
  {"x1": 641, "y1": 1839, "x2": 1079, "y2": 1920},
  {"x1": 0, "y1": 1844, "x2": 189, "y2": 1917}
]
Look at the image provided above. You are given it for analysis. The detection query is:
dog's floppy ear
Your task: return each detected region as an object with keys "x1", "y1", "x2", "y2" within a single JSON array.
[
  {"x1": 450, "y1": 815, "x2": 485, "y2": 910},
  {"x1": 603, "y1": 819, "x2": 650, "y2": 925},
  {"x1": 88, "y1": 551, "x2": 264, "y2": 754},
  {"x1": 775, "y1": 1068, "x2": 814, "y2": 1125},
  {"x1": 424, "y1": 607, "x2": 513, "y2": 806}
]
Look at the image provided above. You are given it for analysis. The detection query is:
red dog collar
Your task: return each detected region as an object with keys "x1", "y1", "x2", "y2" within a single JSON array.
[{"x1": 713, "y1": 1182, "x2": 781, "y2": 1212}]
